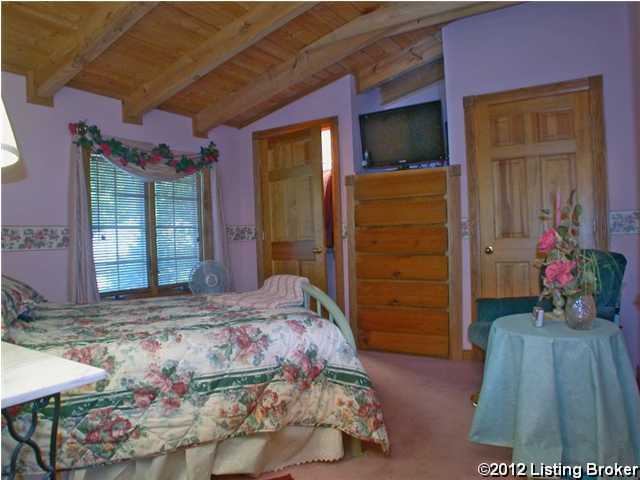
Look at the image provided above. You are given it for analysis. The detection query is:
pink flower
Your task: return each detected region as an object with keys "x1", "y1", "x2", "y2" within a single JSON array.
[
  {"x1": 183, "y1": 165, "x2": 198, "y2": 175},
  {"x1": 545, "y1": 260, "x2": 576, "y2": 287},
  {"x1": 161, "y1": 396, "x2": 181, "y2": 412},
  {"x1": 150, "y1": 153, "x2": 163, "y2": 164},
  {"x1": 145, "y1": 364, "x2": 173, "y2": 393},
  {"x1": 100, "y1": 143, "x2": 112, "y2": 156},
  {"x1": 85, "y1": 430, "x2": 101, "y2": 443},
  {"x1": 282, "y1": 364, "x2": 299, "y2": 383},
  {"x1": 68, "y1": 123, "x2": 78, "y2": 135},
  {"x1": 171, "y1": 382, "x2": 188, "y2": 396},
  {"x1": 141, "y1": 338, "x2": 161, "y2": 353},
  {"x1": 537, "y1": 228, "x2": 558, "y2": 253},
  {"x1": 235, "y1": 331, "x2": 252, "y2": 350},
  {"x1": 109, "y1": 418, "x2": 132, "y2": 441},
  {"x1": 287, "y1": 320, "x2": 306, "y2": 335},
  {"x1": 133, "y1": 389, "x2": 156, "y2": 408}
]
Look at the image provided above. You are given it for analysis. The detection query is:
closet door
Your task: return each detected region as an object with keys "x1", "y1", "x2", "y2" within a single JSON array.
[
  {"x1": 256, "y1": 126, "x2": 327, "y2": 291},
  {"x1": 474, "y1": 87, "x2": 601, "y2": 298}
]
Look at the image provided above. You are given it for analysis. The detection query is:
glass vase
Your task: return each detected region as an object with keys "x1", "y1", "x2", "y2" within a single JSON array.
[{"x1": 565, "y1": 294, "x2": 596, "y2": 330}]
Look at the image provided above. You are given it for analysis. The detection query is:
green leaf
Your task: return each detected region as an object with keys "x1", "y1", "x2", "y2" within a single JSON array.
[{"x1": 574, "y1": 204, "x2": 583, "y2": 216}]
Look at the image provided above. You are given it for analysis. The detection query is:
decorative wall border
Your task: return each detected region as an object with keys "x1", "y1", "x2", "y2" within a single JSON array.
[
  {"x1": 461, "y1": 218, "x2": 470, "y2": 238},
  {"x1": 460, "y1": 212, "x2": 639, "y2": 239},
  {"x1": 2, "y1": 226, "x2": 70, "y2": 251},
  {"x1": 609, "y1": 209, "x2": 640, "y2": 235},
  {"x1": 226, "y1": 225, "x2": 257, "y2": 241},
  {"x1": 2, "y1": 212, "x2": 635, "y2": 252}
]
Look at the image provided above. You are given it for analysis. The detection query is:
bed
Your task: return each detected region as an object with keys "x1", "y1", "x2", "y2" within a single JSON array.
[{"x1": 1, "y1": 275, "x2": 388, "y2": 479}]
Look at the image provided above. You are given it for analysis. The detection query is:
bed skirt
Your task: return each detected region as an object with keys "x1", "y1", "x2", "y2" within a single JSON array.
[{"x1": 55, "y1": 427, "x2": 343, "y2": 480}]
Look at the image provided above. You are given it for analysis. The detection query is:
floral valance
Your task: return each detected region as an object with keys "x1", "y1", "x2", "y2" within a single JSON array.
[{"x1": 69, "y1": 121, "x2": 218, "y2": 175}]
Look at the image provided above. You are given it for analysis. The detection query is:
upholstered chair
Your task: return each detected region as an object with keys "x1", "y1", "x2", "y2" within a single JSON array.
[{"x1": 468, "y1": 249, "x2": 627, "y2": 353}]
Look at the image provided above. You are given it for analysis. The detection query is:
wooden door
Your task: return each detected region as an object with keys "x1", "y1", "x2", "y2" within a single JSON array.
[
  {"x1": 257, "y1": 126, "x2": 327, "y2": 291},
  {"x1": 472, "y1": 82, "x2": 605, "y2": 298}
]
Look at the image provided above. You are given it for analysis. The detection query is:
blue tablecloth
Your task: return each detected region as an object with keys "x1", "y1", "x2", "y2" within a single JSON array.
[{"x1": 469, "y1": 314, "x2": 640, "y2": 477}]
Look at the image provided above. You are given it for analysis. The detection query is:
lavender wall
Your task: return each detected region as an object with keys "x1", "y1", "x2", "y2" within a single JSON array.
[
  {"x1": 1, "y1": 72, "x2": 232, "y2": 302},
  {"x1": 443, "y1": 2, "x2": 640, "y2": 364},
  {"x1": 631, "y1": 3, "x2": 640, "y2": 362}
]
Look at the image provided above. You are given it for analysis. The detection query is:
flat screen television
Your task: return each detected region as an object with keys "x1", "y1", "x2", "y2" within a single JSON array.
[{"x1": 359, "y1": 101, "x2": 447, "y2": 169}]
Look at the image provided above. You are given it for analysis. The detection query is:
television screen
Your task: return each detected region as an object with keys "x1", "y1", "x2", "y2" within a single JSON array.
[{"x1": 359, "y1": 101, "x2": 447, "y2": 168}]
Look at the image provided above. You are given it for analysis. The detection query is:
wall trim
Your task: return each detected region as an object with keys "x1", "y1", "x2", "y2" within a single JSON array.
[
  {"x1": 226, "y1": 225, "x2": 256, "y2": 241},
  {"x1": 609, "y1": 210, "x2": 640, "y2": 235},
  {"x1": 2, "y1": 225, "x2": 69, "y2": 251}
]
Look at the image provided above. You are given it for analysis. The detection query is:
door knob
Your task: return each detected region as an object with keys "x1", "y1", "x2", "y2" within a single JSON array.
[
  {"x1": 312, "y1": 247, "x2": 323, "y2": 254},
  {"x1": 485, "y1": 245, "x2": 494, "y2": 255}
]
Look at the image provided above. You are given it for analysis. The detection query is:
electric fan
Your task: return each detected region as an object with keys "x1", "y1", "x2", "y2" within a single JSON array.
[{"x1": 189, "y1": 261, "x2": 229, "y2": 295}]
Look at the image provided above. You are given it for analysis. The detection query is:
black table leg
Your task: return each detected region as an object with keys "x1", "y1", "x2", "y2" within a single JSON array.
[{"x1": 2, "y1": 393, "x2": 61, "y2": 479}]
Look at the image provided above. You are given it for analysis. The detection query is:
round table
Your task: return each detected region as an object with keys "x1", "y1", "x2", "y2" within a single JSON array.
[{"x1": 469, "y1": 314, "x2": 640, "y2": 476}]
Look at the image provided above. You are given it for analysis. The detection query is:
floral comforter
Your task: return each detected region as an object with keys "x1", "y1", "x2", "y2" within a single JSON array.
[{"x1": 3, "y1": 295, "x2": 388, "y2": 472}]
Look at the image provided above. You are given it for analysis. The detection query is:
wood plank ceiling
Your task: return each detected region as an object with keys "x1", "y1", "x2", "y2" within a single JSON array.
[{"x1": 1, "y1": 2, "x2": 515, "y2": 136}]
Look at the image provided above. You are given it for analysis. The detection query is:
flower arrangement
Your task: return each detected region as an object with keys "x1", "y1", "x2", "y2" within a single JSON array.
[
  {"x1": 535, "y1": 190, "x2": 599, "y2": 319},
  {"x1": 69, "y1": 121, "x2": 219, "y2": 174}
]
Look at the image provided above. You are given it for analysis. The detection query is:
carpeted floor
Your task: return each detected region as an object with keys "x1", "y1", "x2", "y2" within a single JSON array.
[{"x1": 255, "y1": 351, "x2": 514, "y2": 480}]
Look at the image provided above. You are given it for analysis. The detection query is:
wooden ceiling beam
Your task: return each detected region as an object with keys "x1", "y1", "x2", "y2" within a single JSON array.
[
  {"x1": 356, "y1": 34, "x2": 443, "y2": 93},
  {"x1": 27, "y1": 2, "x2": 157, "y2": 107},
  {"x1": 192, "y1": 26, "x2": 390, "y2": 135},
  {"x1": 192, "y1": 2, "x2": 519, "y2": 134},
  {"x1": 121, "y1": 2, "x2": 317, "y2": 124},
  {"x1": 380, "y1": 60, "x2": 445, "y2": 105},
  {"x1": 308, "y1": 2, "x2": 519, "y2": 51}
]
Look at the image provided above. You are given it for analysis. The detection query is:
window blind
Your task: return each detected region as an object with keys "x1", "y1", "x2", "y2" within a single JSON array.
[
  {"x1": 89, "y1": 155, "x2": 149, "y2": 293},
  {"x1": 154, "y1": 175, "x2": 202, "y2": 286}
]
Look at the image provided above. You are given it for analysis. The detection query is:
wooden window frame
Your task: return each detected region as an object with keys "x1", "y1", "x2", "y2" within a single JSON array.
[{"x1": 85, "y1": 148, "x2": 214, "y2": 300}]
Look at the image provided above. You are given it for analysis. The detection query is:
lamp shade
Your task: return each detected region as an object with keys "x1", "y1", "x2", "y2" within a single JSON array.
[{"x1": 1, "y1": 99, "x2": 20, "y2": 168}]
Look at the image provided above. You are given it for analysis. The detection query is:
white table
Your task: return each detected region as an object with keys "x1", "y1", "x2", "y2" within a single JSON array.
[{"x1": 1, "y1": 342, "x2": 107, "y2": 479}]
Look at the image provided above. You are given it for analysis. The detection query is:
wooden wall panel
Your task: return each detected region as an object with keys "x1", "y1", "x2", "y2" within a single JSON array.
[
  {"x1": 359, "y1": 331, "x2": 449, "y2": 358},
  {"x1": 355, "y1": 225, "x2": 447, "y2": 254},
  {"x1": 491, "y1": 157, "x2": 529, "y2": 239},
  {"x1": 357, "y1": 280, "x2": 449, "y2": 308},
  {"x1": 495, "y1": 262, "x2": 531, "y2": 297},
  {"x1": 358, "y1": 306, "x2": 448, "y2": 336},
  {"x1": 355, "y1": 197, "x2": 447, "y2": 226},
  {"x1": 356, "y1": 254, "x2": 448, "y2": 281},
  {"x1": 354, "y1": 169, "x2": 446, "y2": 200}
]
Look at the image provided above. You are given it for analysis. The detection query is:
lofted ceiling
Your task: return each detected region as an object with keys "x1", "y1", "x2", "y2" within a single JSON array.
[{"x1": 1, "y1": 1, "x2": 515, "y2": 136}]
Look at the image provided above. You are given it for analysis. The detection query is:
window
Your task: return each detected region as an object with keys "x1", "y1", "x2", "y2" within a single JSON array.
[{"x1": 88, "y1": 153, "x2": 212, "y2": 297}]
